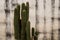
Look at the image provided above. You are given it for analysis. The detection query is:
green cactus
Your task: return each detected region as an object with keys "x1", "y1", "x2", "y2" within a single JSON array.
[
  {"x1": 14, "y1": 2, "x2": 30, "y2": 40},
  {"x1": 26, "y1": 21, "x2": 30, "y2": 40},
  {"x1": 21, "y1": 3, "x2": 26, "y2": 40},
  {"x1": 21, "y1": 2, "x2": 29, "y2": 22},
  {"x1": 32, "y1": 28, "x2": 34, "y2": 36},
  {"x1": 25, "y1": 2, "x2": 29, "y2": 20},
  {"x1": 21, "y1": 2, "x2": 30, "y2": 40},
  {"x1": 14, "y1": 4, "x2": 20, "y2": 40},
  {"x1": 25, "y1": 2, "x2": 30, "y2": 40}
]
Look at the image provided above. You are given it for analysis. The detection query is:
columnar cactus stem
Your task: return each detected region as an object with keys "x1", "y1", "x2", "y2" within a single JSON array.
[
  {"x1": 14, "y1": 5, "x2": 20, "y2": 40},
  {"x1": 26, "y1": 21, "x2": 30, "y2": 40},
  {"x1": 21, "y1": 3, "x2": 26, "y2": 40}
]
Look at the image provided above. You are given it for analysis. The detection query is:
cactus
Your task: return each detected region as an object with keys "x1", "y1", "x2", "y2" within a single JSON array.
[
  {"x1": 25, "y1": 2, "x2": 29, "y2": 20},
  {"x1": 32, "y1": 28, "x2": 34, "y2": 36},
  {"x1": 21, "y1": 3, "x2": 26, "y2": 40},
  {"x1": 14, "y1": 2, "x2": 30, "y2": 40},
  {"x1": 25, "y1": 2, "x2": 30, "y2": 40},
  {"x1": 26, "y1": 21, "x2": 30, "y2": 40},
  {"x1": 21, "y1": 2, "x2": 30, "y2": 40},
  {"x1": 14, "y1": 4, "x2": 20, "y2": 40},
  {"x1": 32, "y1": 28, "x2": 38, "y2": 40}
]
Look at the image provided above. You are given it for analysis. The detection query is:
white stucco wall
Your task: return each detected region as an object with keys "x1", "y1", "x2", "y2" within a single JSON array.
[
  {"x1": 0, "y1": 0, "x2": 60, "y2": 40},
  {"x1": 0, "y1": 0, "x2": 6, "y2": 40}
]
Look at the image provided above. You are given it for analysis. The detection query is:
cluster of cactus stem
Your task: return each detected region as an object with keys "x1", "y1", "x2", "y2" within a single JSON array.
[{"x1": 14, "y1": 2, "x2": 30, "y2": 40}]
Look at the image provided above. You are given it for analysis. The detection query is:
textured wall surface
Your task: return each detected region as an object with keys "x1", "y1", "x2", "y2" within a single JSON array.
[
  {"x1": 0, "y1": 0, "x2": 60, "y2": 40},
  {"x1": 0, "y1": 0, "x2": 6, "y2": 40}
]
